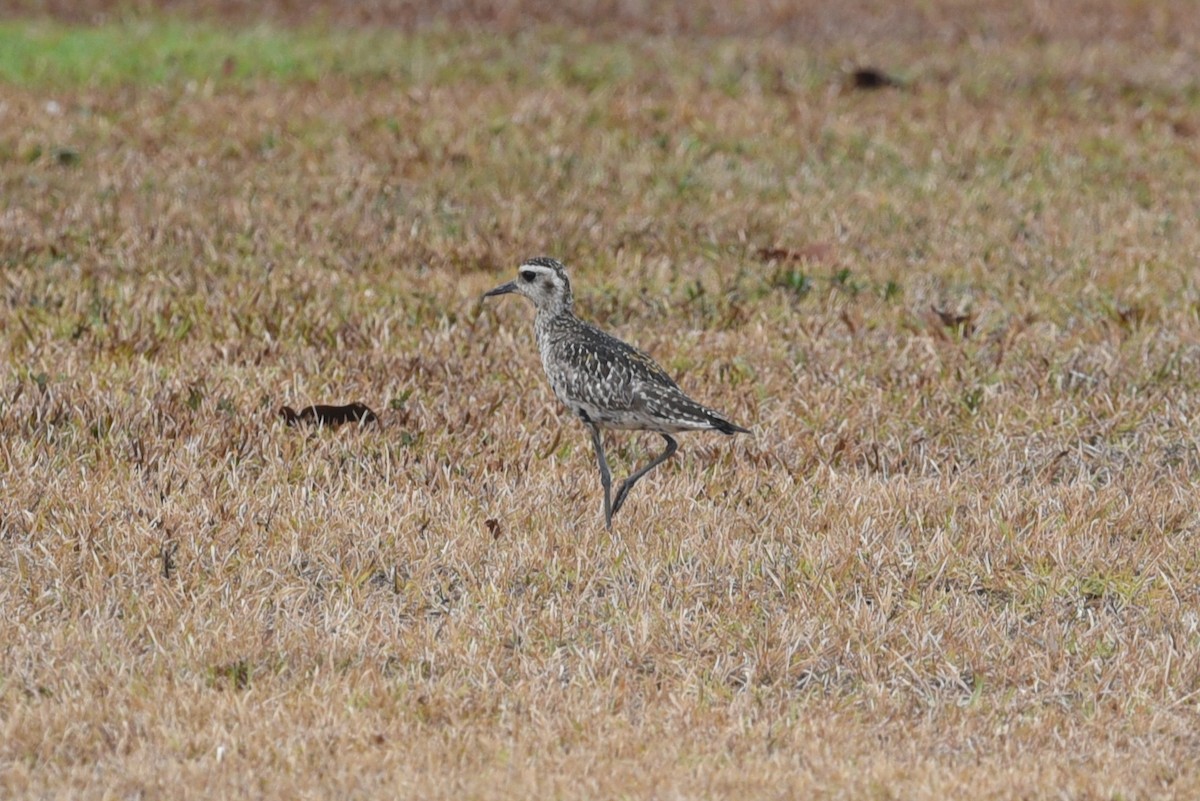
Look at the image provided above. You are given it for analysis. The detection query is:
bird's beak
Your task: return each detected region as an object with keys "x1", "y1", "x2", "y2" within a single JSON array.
[{"x1": 483, "y1": 280, "x2": 517, "y2": 299}]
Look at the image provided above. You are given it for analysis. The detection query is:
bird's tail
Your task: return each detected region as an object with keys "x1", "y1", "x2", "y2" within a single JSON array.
[
  {"x1": 707, "y1": 411, "x2": 751, "y2": 435},
  {"x1": 642, "y1": 386, "x2": 751, "y2": 434}
]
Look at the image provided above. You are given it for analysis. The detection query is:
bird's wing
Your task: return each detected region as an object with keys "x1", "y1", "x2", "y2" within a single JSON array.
[{"x1": 546, "y1": 323, "x2": 678, "y2": 412}]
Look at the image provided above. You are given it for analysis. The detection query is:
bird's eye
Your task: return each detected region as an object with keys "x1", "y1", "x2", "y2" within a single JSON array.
[{"x1": 519, "y1": 271, "x2": 536, "y2": 283}]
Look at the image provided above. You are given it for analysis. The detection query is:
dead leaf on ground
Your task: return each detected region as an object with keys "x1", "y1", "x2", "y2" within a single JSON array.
[
  {"x1": 929, "y1": 305, "x2": 977, "y2": 338},
  {"x1": 755, "y1": 243, "x2": 836, "y2": 265},
  {"x1": 849, "y1": 67, "x2": 904, "y2": 90},
  {"x1": 279, "y1": 402, "x2": 379, "y2": 428},
  {"x1": 485, "y1": 518, "x2": 502, "y2": 539}
]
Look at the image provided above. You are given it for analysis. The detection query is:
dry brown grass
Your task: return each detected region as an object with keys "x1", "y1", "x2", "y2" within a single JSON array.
[
  {"x1": 7, "y1": 0, "x2": 1200, "y2": 46},
  {"x1": 3, "y1": 2, "x2": 1200, "y2": 798}
]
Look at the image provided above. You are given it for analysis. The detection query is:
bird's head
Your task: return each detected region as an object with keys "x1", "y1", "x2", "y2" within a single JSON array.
[{"x1": 483, "y1": 256, "x2": 574, "y2": 316}]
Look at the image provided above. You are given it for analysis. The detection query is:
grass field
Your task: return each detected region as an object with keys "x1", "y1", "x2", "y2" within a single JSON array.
[{"x1": 2, "y1": 2, "x2": 1200, "y2": 798}]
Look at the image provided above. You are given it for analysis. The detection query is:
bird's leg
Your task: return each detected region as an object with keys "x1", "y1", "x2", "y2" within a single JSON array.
[
  {"x1": 612, "y1": 434, "x2": 678, "y2": 518},
  {"x1": 587, "y1": 423, "x2": 614, "y2": 529}
]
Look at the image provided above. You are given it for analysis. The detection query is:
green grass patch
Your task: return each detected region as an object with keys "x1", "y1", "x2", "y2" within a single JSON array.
[
  {"x1": 0, "y1": 19, "x2": 428, "y2": 86},
  {"x1": 0, "y1": 19, "x2": 636, "y2": 89},
  {"x1": 0, "y1": 18, "x2": 828, "y2": 93}
]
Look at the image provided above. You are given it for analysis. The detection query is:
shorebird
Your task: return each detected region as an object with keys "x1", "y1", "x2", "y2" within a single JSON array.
[{"x1": 483, "y1": 257, "x2": 749, "y2": 528}]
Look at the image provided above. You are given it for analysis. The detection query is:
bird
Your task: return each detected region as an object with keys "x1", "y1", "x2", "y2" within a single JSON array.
[{"x1": 482, "y1": 256, "x2": 750, "y2": 528}]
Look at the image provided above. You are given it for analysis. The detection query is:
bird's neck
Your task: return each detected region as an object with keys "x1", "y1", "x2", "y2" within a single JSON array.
[
  {"x1": 535, "y1": 298, "x2": 574, "y2": 326},
  {"x1": 534, "y1": 304, "x2": 576, "y2": 341}
]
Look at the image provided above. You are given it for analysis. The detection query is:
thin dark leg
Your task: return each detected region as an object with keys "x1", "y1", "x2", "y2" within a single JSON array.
[
  {"x1": 587, "y1": 423, "x2": 613, "y2": 529},
  {"x1": 612, "y1": 434, "x2": 678, "y2": 518}
]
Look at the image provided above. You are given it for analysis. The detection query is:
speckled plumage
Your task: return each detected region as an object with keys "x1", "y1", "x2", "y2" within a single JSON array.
[
  {"x1": 535, "y1": 311, "x2": 745, "y2": 434},
  {"x1": 484, "y1": 257, "x2": 750, "y2": 528}
]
